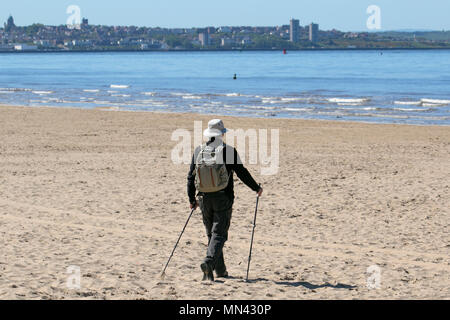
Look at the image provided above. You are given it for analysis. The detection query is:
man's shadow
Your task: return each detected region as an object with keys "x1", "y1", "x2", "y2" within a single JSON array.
[
  {"x1": 275, "y1": 280, "x2": 356, "y2": 290},
  {"x1": 244, "y1": 278, "x2": 356, "y2": 290}
]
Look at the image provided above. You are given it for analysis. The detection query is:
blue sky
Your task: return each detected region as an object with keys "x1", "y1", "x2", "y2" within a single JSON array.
[{"x1": 1, "y1": 0, "x2": 449, "y2": 31}]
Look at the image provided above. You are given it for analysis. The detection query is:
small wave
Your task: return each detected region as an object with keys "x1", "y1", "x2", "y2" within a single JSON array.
[
  {"x1": 422, "y1": 103, "x2": 447, "y2": 107},
  {"x1": 421, "y1": 98, "x2": 450, "y2": 105},
  {"x1": 92, "y1": 100, "x2": 112, "y2": 104},
  {"x1": 261, "y1": 97, "x2": 279, "y2": 103},
  {"x1": 393, "y1": 108, "x2": 430, "y2": 112},
  {"x1": 111, "y1": 94, "x2": 131, "y2": 97},
  {"x1": 0, "y1": 88, "x2": 32, "y2": 92},
  {"x1": 280, "y1": 97, "x2": 309, "y2": 102},
  {"x1": 244, "y1": 105, "x2": 277, "y2": 110},
  {"x1": 367, "y1": 114, "x2": 410, "y2": 119},
  {"x1": 338, "y1": 106, "x2": 377, "y2": 110},
  {"x1": 337, "y1": 102, "x2": 364, "y2": 106},
  {"x1": 32, "y1": 91, "x2": 53, "y2": 95},
  {"x1": 83, "y1": 89, "x2": 100, "y2": 93},
  {"x1": 225, "y1": 93, "x2": 241, "y2": 97},
  {"x1": 110, "y1": 85, "x2": 130, "y2": 89},
  {"x1": 182, "y1": 95, "x2": 202, "y2": 99},
  {"x1": 142, "y1": 92, "x2": 156, "y2": 96},
  {"x1": 262, "y1": 99, "x2": 280, "y2": 104},
  {"x1": 328, "y1": 98, "x2": 370, "y2": 104},
  {"x1": 283, "y1": 107, "x2": 314, "y2": 112},
  {"x1": 394, "y1": 101, "x2": 422, "y2": 106}
]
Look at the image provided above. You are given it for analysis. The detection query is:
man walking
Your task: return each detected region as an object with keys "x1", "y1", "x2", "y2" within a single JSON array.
[{"x1": 187, "y1": 119, "x2": 263, "y2": 281}]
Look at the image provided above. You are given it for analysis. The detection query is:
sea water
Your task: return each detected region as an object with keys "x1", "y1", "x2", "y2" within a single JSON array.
[{"x1": 0, "y1": 50, "x2": 449, "y2": 125}]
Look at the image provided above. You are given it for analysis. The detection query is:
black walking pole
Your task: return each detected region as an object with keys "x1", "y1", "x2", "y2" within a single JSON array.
[
  {"x1": 246, "y1": 185, "x2": 261, "y2": 282},
  {"x1": 161, "y1": 207, "x2": 196, "y2": 279}
]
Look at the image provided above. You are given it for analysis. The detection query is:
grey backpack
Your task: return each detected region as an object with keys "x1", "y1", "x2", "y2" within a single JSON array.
[{"x1": 194, "y1": 143, "x2": 230, "y2": 193}]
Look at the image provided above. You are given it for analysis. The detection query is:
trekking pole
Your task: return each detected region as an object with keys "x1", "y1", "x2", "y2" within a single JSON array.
[
  {"x1": 246, "y1": 184, "x2": 261, "y2": 282},
  {"x1": 160, "y1": 207, "x2": 196, "y2": 279}
]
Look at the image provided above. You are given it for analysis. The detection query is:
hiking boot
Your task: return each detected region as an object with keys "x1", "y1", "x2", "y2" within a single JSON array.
[
  {"x1": 200, "y1": 262, "x2": 214, "y2": 282},
  {"x1": 215, "y1": 270, "x2": 229, "y2": 278}
]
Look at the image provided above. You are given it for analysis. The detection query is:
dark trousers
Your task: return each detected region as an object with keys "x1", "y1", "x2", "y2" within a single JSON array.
[{"x1": 198, "y1": 192, "x2": 233, "y2": 274}]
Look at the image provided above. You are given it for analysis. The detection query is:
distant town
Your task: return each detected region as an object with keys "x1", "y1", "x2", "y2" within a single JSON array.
[{"x1": 1, "y1": 15, "x2": 450, "y2": 52}]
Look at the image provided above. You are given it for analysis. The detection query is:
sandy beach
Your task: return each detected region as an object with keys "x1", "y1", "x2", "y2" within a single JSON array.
[{"x1": 0, "y1": 105, "x2": 448, "y2": 300}]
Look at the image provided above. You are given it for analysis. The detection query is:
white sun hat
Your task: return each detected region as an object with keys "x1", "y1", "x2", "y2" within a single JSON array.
[{"x1": 203, "y1": 119, "x2": 228, "y2": 138}]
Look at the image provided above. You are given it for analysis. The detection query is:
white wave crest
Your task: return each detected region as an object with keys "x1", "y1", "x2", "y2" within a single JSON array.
[
  {"x1": 280, "y1": 97, "x2": 309, "y2": 102},
  {"x1": 394, "y1": 101, "x2": 422, "y2": 106},
  {"x1": 421, "y1": 99, "x2": 450, "y2": 105},
  {"x1": 0, "y1": 88, "x2": 32, "y2": 92},
  {"x1": 337, "y1": 102, "x2": 364, "y2": 106},
  {"x1": 283, "y1": 107, "x2": 313, "y2": 112},
  {"x1": 182, "y1": 95, "x2": 202, "y2": 99},
  {"x1": 110, "y1": 85, "x2": 130, "y2": 89},
  {"x1": 245, "y1": 105, "x2": 276, "y2": 110},
  {"x1": 393, "y1": 108, "x2": 429, "y2": 111},
  {"x1": 328, "y1": 98, "x2": 370, "y2": 104},
  {"x1": 83, "y1": 89, "x2": 100, "y2": 93},
  {"x1": 422, "y1": 103, "x2": 447, "y2": 107},
  {"x1": 32, "y1": 91, "x2": 53, "y2": 95}
]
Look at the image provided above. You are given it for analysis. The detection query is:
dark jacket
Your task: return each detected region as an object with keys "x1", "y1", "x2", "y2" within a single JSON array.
[{"x1": 187, "y1": 140, "x2": 260, "y2": 205}]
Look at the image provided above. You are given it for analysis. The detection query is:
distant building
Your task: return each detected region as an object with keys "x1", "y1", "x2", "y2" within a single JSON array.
[
  {"x1": 4, "y1": 15, "x2": 16, "y2": 32},
  {"x1": 309, "y1": 23, "x2": 319, "y2": 42},
  {"x1": 289, "y1": 18, "x2": 299, "y2": 43},
  {"x1": 218, "y1": 26, "x2": 231, "y2": 33},
  {"x1": 0, "y1": 44, "x2": 13, "y2": 51},
  {"x1": 34, "y1": 40, "x2": 54, "y2": 48},
  {"x1": 241, "y1": 37, "x2": 252, "y2": 45},
  {"x1": 14, "y1": 44, "x2": 38, "y2": 51},
  {"x1": 184, "y1": 28, "x2": 196, "y2": 34},
  {"x1": 206, "y1": 26, "x2": 216, "y2": 34},
  {"x1": 221, "y1": 38, "x2": 234, "y2": 46},
  {"x1": 172, "y1": 28, "x2": 184, "y2": 34},
  {"x1": 82, "y1": 18, "x2": 89, "y2": 26},
  {"x1": 199, "y1": 32, "x2": 209, "y2": 46}
]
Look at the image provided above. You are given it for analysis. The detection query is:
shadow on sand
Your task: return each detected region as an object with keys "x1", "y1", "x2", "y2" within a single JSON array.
[{"x1": 243, "y1": 278, "x2": 356, "y2": 290}]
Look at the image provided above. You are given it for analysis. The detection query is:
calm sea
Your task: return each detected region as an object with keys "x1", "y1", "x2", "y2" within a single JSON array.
[{"x1": 1, "y1": 50, "x2": 450, "y2": 125}]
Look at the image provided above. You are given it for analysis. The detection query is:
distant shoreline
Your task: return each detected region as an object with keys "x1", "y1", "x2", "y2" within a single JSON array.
[{"x1": 1, "y1": 47, "x2": 450, "y2": 54}]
